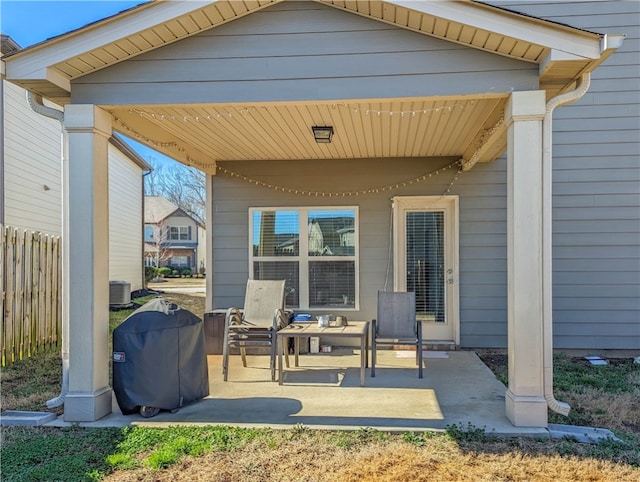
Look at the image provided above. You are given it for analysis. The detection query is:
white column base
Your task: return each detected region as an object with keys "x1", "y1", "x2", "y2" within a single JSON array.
[
  {"x1": 63, "y1": 387, "x2": 112, "y2": 422},
  {"x1": 505, "y1": 389, "x2": 548, "y2": 427}
]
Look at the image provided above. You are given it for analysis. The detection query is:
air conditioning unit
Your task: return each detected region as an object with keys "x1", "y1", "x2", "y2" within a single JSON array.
[{"x1": 109, "y1": 280, "x2": 131, "y2": 307}]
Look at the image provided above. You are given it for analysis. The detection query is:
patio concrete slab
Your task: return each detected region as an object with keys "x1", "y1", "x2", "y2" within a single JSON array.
[{"x1": 45, "y1": 350, "x2": 548, "y2": 437}]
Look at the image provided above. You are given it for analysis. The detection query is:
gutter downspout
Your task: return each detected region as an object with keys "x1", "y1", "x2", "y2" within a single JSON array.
[
  {"x1": 542, "y1": 73, "x2": 591, "y2": 416},
  {"x1": 26, "y1": 91, "x2": 69, "y2": 409},
  {"x1": 142, "y1": 170, "x2": 152, "y2": 288}
]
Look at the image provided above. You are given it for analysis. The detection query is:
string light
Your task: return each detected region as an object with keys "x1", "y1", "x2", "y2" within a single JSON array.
[
  {"x1": 113, "y1": 117, "x2": 210, "y2": 170},
  {"x1": 462, "y1": 117, "x2": 505, "y2": 171},
  {"x1": 441, "y1": 165, "x2": 463, "y2": 199},
  {"x1": 126, "y1": 101, "x2": 475, "y2": 123},
  {"x1": 117, "y1": 101, "x2": 477, "y2": 179},
  {"x1": 128, "y1": 107, "x2": 258, "y2": 122},
  {"x1": 217, "y1": 160, "x2": 463, "y2": 197}
]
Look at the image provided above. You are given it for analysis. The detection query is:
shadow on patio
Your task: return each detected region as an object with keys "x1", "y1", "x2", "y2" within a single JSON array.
[{"x1": 50, "y1": 349, "x2": 547, "y2": 437}]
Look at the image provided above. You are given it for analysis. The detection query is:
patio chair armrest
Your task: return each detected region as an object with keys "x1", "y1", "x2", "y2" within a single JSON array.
[
  {"x1": 371, "y1": 319, "x2": 377, "y2": 338},
  {"x1": 226, "y1": 307, "x2": 242, "y2": 325},
  {"x1": 274, "y1": 308, "x2": 289, "y2": 330}
]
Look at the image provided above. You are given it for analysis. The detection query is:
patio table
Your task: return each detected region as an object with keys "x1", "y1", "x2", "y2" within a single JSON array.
[{"x1": 277, "y1": 321, "x2": 369, "y2": 386}]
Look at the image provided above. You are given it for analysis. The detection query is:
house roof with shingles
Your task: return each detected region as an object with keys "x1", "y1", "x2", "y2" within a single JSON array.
[{"x1": 144, "y1": 196, "x2": 180, "y2": 224}]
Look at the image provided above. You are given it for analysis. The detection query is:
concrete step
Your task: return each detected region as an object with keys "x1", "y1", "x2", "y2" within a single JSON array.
[{"x1": 0, "y1": 410, "x2": 57, "y2": 426}]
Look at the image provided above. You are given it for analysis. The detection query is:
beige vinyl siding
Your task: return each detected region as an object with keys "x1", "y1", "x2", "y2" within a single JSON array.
[
  {"x1": 487, "y1": 1, "x2": 640, "y2": 349},
  {"x1": 3, "y1": 82, "x2": 147, "y2": 291},
  {"x1": 109, "y1": 146, "x2": 144, "y2": 291},
  {"x1": 3, "y1": 81, "x2": 62, "y2": 235},
  {"x1": 72, "y1": 1, "x2": 537, "y2": 105}
]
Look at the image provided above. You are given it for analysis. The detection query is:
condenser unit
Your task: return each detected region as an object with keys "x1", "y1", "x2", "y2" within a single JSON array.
[{"x1": 109, "y1": 280, "x2": 131, "y2": 307}]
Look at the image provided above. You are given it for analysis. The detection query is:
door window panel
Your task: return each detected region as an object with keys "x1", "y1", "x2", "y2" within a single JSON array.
[{"x1": 406, "y1": 211, "x2": 445, "y2": 322}]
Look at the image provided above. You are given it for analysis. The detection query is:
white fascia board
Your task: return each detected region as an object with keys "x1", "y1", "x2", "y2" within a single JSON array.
[
  {"x1": 539, "y1": 49, "x2": 585, "y2": 76},
  {"x1": 601, "y1": 34, "x2": 626, "y2": 52},
  {"x1": 3, "y1": 0, "x2": 219, "y2": 81},
  {"x1": 46, "y1": 67, "x2": 71, "y2": 92},
  {"x1": 387, "y1": 0, "x2": 603, "y2": 60},
  {"x1": 5, "y1": 65, "x2": 71, "y2": 93}
]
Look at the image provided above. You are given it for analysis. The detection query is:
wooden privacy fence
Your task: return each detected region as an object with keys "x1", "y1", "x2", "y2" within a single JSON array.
[{"x1": 1, "y1": 225, "x2": 62, "y2": 366}]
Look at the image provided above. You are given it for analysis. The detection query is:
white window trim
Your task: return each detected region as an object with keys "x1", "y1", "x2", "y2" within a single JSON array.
[
  {"x1": 169, "y1": 225, "x2": 189, "y2": 241},
  {"x1": 249, "y1": 206, "x2": 359, "y2": 311}
]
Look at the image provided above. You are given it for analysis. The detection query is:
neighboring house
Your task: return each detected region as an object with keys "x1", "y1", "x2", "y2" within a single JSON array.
[
  {"x1": 1, "y1": 35, "x2": 62, "y2": 235},
  {"x1": 3, "y1": 0, "x2": 637, "y2": 427},
  {"x1": 1, "y1": 34, "x2": 151, "y2": 291},
  {"x1": 107, "y1": 135, "x2": 153, "y2": 291},
  {"x1": 144, "y1": 195, "x2": 203, "y2": 273}
]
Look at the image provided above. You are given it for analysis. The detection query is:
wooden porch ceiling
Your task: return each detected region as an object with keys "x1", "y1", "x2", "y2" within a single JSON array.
[{"x1": 107, "y1": 95, "x2": 508, "y2": 173}]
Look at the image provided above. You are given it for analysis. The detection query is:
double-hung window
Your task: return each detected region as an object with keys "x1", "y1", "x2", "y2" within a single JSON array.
[
  {"x1": 169, "y1": 226, "x2": 190, "y2": 241},
  {"x1": 249, "y1": 207, "x2": 358, "y2": 310}
]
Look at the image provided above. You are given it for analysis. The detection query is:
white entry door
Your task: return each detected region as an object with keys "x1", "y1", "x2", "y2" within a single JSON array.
[{"x1": 393, "y1": 196, "x2": 459, "y2": 343}]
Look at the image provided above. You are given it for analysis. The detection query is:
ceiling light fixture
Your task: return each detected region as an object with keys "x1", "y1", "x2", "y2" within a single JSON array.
[{"x1": 311, "y1": 126, "x2": 334, "y2": 143}]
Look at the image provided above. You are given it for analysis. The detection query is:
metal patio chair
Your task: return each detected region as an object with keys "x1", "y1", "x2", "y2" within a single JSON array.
[
  {"x1": 371, "y1": 291, "x2": 423, "y2": 378},
  {"x1": 222, "y1": 279, "x2": 289, "y2": 381}
]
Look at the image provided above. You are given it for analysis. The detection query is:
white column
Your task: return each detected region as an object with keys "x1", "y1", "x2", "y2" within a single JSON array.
[
  {"x1": 504, "y1": 90, "x2": 548, "y2": 427},
  {"x1": 205, "y1": 174, "x2": 214, "y2": 312},
  {"x1": 63, "y1": 105, "x2": 112, "y2": 421}
]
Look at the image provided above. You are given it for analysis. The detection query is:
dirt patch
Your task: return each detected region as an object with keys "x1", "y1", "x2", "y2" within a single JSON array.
[{"x1": 102, "y1": 435, "x2": 639, "y2": 482}]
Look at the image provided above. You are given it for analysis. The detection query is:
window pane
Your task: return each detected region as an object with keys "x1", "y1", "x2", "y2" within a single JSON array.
[
  {"x1": 406, "y1": 211, "x2": 445, "y2": 322},
  {"x1": 308, "y1": 209, "x2": 355, "y2": 256},
  {"x1": 253, "y1": 210, "x2": 299, "y2": 256},
  {"x1": 172, "y1": 256, "x2": 188, "y2": 267},
  {"x1": 309, "y1": 261, "x2": 355, "y2": 308},
  {"x1": 253, "y1": 261, "x2": 299, "y2": 308}
]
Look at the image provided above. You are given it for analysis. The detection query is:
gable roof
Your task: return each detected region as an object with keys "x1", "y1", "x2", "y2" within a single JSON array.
[
  {"x1": 2, "y1": 0, "x2": 623, "y2": 105},
  {"x1": 1, "y1": 1, "x2": 625, "y2": 172},
  {"x1": 144, "y1": 195, "x2": 180, "y2": 224}
]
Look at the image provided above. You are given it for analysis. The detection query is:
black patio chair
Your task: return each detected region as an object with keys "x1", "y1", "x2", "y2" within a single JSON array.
[{"x1": 371, "y1": 291, "x2": 423, "y2": 378}]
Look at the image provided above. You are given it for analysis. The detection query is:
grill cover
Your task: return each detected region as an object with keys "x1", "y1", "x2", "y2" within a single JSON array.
[{"x1": 112, "y1": 298, "x2": 209, "y2": 415}]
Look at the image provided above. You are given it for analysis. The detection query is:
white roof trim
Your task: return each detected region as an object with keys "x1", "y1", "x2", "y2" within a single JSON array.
[
  {"x1": 2, "y1": 0, "x2": 619, "y2": 102},
  {"x1": 382, "y1": 0, "x2": 603, "y2": 59}
]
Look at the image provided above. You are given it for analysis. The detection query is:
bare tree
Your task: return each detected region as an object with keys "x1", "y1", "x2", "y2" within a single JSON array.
[
  {"x1": 145, "y1": 224, "x2": 173, "y2": 269},
  {"x1": 144, "y1": 158, "x2": 206, "y2": 226}
]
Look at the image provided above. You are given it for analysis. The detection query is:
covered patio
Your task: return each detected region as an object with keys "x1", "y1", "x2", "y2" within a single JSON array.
[{"x1": 2, "y1": 0, "x2": 623, "y2": 429}]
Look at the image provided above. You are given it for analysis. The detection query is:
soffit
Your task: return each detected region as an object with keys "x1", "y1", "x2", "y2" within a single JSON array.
[
  {"x1": 107, "y1": 95, "x2": 507, "y2": 173},
  {"x1": 2, "y1": 0, "x2": 615, "y2": 171}
]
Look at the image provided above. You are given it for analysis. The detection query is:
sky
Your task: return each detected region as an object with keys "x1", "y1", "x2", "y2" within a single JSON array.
[{"x1": 1, "y1": 0, "x2": 176, "y2": 167}]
